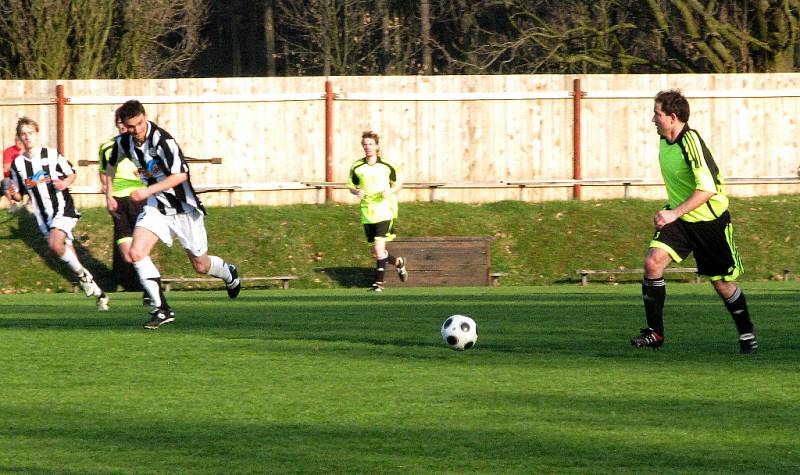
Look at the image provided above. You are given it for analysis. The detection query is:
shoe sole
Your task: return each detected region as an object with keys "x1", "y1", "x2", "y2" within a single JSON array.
[
  {"x1": 630, "y1": 339, "x2": 663, "y2": 350},
  {"x1": 144, "y1": 317, "x2": 175, "y2": 329}
]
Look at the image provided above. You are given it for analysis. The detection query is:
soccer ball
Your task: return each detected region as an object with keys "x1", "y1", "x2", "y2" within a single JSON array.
[{"x1": 441, "y1": 314, "x2": 478, "y2": 351}]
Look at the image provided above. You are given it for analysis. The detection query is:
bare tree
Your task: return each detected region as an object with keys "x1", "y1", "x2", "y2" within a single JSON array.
[
  {"x1": 113, "y1": 0, "x2": 208, "y2": 78},
  {"x1": 420, "y1": 0, "x2": 432, "y2": 74},
  {"x1": 265, "y1": 0, "x2": 277, "y2": 76},
  {"x1": 646, "y1": 0, "x2": 800, "y2": 72},
  {"x1": 0, "y1": 0, "x2": 208, "y2": 79},
  {"x1": 0, "y1": 0, "x2": 75, "y2": 78},
  {"x1": 275, "y1": 0, "x2": 384, "y2": 75}
]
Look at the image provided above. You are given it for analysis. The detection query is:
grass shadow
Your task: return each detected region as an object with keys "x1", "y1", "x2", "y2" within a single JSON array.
[
  {"x1": 8, "y1": 209, "x2": 113, "y2": 290},
  {"x1": 314, "y1": 266, "x2": 374, "y2": 288}
]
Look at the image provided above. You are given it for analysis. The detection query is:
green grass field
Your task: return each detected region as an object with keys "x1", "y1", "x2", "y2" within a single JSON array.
[{"x1": 1, "y1": 283, "x2": 797, "y2": 474}]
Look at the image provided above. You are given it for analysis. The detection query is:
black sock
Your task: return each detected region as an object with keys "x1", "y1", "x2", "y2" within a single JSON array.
[
  {"x1": 642, "y1": 277, "x2": 666, "y2": 335},
  {"x1": 375, "y1": 257, "x2": 388, "y2": 283},
  {"x1": 387, "y1": 253, "x2": 397, "y2": 266},
  {"x1": 723, "y1": 287, "x2": 754, "y2": 335}
]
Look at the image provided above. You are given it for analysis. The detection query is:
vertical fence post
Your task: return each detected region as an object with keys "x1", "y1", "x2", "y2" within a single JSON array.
[
  {"x1": 324, "y1": 79, "x2": 335, "y2": 203},
  {"x1": 571, "y1": 78, "x2": 585, "y2": 200},
  {"x1": 55, "y1": 84, "x2": 67, "y2": 155}
]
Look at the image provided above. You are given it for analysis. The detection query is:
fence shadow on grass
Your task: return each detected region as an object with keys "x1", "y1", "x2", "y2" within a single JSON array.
[
  {"x1": 314, "y1": 266, "x2": 374, "y2": 288},
  {"x1": 7, "y1": 209, "x2": 113, "y2": 291}
]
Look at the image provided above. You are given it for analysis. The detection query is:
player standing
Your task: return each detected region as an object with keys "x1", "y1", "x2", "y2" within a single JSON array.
[
  {"x1": 8, "y1": 117, "x2": 110, "y2": 310},
  {"x1": 98, "y1": 108, "x2": 147, "y2": 299},
  {"x1": 631, "y1": 89, "x2": 757, "y2": 354},
  {"x1": 347, "y1": 130, "x2": 408, "y2": 291},
  {"x1": 105, "y1": 100, "x2": 240, "y2": 329}
]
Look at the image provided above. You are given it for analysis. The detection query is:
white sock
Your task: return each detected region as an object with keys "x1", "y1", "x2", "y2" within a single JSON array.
[
  {"x1": 133, "y1": 257, "x2": 162, "y2": 308},
  {"x1": 207, "y1": 255, "x2": 232, "y2": 282},
  {"x1": 59, "y1": 247, "x2": 84, "y2": 275}
]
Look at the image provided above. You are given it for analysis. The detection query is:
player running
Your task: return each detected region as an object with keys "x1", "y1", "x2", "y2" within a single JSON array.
[
  {"x1": 105, "y1": 100, "x2": 240, "y2": 329},
  {"x1": 631, "y1": 90, "x2": 757, "y2": 354},
  {"x1": 347, "y1": 130, "x2": 408, "y2": 292},
  {"x1": 8, "y1": 117, "x2": 110, "y2": 310}
]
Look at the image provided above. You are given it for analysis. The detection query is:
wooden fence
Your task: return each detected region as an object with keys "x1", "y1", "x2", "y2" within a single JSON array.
[{"x1": 1, "y1": 74, "x2": 799, "y2": 208}]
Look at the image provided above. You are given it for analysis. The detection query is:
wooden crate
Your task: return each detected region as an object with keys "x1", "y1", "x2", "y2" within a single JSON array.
[{"x1": 384, "y1": 236, "x2": 492, "y2": 287}]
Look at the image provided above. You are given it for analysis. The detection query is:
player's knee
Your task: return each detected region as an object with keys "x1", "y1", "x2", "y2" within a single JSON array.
[
  {"x1": 50, "y1": 242, "x2": 65, "y2": 256},
  {"x1": 712, "y1": 279, "x2": 736, "y2": 298},
  {"x1": 643, "y1": 254, "x2": 668, "y2": 276},
  {"x1": 128, "y1": 247, "x2": 146, "y2": 262},
  {"x1": 192, "y1": 259, "x2": 210, "y2": 274}
]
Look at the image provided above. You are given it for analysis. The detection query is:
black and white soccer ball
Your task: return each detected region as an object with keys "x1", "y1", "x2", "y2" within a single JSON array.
[{"x1": 441, "y1": 314, "x2": 478, "y2": 351}]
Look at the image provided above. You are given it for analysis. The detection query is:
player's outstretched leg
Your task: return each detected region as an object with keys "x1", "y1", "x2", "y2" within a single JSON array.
[
  {"x1": 225, "y1": 263, "x2": 241, "y2": 299},
  {"x1": 204, "y1": 255, "x2": 240, "y2": 299},
  {"x1": 134, "y1": 257, "x2": 174, "y2": 329},
  {"x1": 720, "y1": 285, "x2": 758, "y2": 354},
  {"x1": 77, "y1": 268, "x2": 109, "y2": 311},
  {"x1": 395, "y1": 256, "x2": 408, "y2": 283}
]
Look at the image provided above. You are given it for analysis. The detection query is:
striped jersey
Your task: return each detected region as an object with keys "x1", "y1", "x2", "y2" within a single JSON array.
[
  {"x1": 347, "y1": 157, "x2": 399, "y2": 224},
  {"x1": 659, "y1": 125, "x2": 728, "y2": 223},
  {"x1": 109, "y1": 121, "x2": 205, "y2": 216},
  {"x1": 9, "y1": 147, "x2": 80, "y2": 232},
  {"x1": 99, "y1": 136, "x2": 144, "y2": 198}
]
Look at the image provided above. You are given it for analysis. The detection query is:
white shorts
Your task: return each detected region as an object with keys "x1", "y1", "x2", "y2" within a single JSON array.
[
  {"x1": 136, "y1": 206, "x2": 208, "y2": 257},
  {"x1": 45, "y1": 216, "x2": 78, "y2": 243}
]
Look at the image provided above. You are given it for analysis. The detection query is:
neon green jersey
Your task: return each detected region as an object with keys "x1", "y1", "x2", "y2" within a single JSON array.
[
  {"x1": 658, "y1": 126, "x2": 728, "y2": 223},
  {"x1": 98, "y1": 137, "x2": 144, "y2": 198},
  {"x1": 347, "y1": 157, "x2": 399, "y2": 224}
]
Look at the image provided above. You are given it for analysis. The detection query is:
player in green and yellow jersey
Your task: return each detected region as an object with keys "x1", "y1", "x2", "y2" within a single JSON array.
[
  {"x1": 98, "y1": 107, "x2": 147, "y2": 296},
  {"x1": 347, "y1": 130, "x2": 408, "y2": 292},
  {"x1": 631, "y1": 89, "x2": 757, "y2": 354}
]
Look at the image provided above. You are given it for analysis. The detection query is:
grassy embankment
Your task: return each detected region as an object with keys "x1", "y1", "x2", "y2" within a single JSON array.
[{"x1": 1, "y1": 195, "x2": 798, "y2": 292}]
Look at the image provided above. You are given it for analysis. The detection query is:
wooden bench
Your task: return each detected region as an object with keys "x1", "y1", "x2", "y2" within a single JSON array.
[
  {"x1": 577, "y1": 267, "x2": 700, "y2": 286},
  {"x1": 161, "y1": 275, "x2": 299, "y2": 291},
  {"x1": 77, "y1": 156, "x2": 223, "y2": 166},
  {"x1": 383, "y1": 236, "x2": 502, "y2": 287},
  {"x1": 490, "y1": 272, "x2": 508, "y2": 286}
]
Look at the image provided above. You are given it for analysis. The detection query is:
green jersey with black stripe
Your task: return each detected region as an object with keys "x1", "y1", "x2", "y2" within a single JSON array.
[
  {"x1": 659, "y1": 125, "x2": 728, "y2": 223},
  {"x1": 99, "y1": 137, "x2": 144, "y2": 198},
  {"x1": 347, "y1": 157, "x2": 399, "y2": 224}
]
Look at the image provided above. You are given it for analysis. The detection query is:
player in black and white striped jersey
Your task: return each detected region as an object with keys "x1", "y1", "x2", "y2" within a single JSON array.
[
  {"x1": 105, "y1": 100, "x2": 240, "y2": 329},
  {"x1": 8, "y1": 117, "x2": 110, "y2": 310}
]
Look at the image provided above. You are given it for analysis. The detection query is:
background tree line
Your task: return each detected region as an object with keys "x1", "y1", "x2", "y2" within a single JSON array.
[{"x1": 1, "y1": 0, "x2": 798, "y2": 79}]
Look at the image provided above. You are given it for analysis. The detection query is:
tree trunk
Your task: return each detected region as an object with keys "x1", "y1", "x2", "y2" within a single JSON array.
[
  {"x1": 264, "y1": 0, "x2": 276, "y2": 76},
  {"x1": 420, "y1": 0, "x2": 432, "y2": 74}
]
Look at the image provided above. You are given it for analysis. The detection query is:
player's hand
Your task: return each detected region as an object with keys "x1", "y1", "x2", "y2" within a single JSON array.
[
  {"x1": 653, "y1": 209, "x2": 678, "y2": 230},
  {"x1": 105, "y1": 196, "x2": 119, "y2": 216},
  {"x1": 131, "y1": 188, "x2": 149, "y2": 202},
  {"x1": 51, "y1": 178, "x2": 67, "y2": 191}
]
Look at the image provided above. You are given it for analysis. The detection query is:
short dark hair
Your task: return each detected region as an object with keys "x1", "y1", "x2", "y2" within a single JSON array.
[
  {"x1": 118, "y1": 100, "x2": 146, "y2": 122},
  {"x1": 655, "y1": 89, "x2": 690, "y2": 122}
]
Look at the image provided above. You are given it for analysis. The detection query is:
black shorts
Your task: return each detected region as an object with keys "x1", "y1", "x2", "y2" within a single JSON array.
[
  {"x1": 112, "y1": 196, "x2": 144, "y2": 245},
  {"x1": 650, "y1": 211, "x2": 742, "y2": 280},
  {"x1": 363, "y1": 220, "x2": 396, "y2": 243}
]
